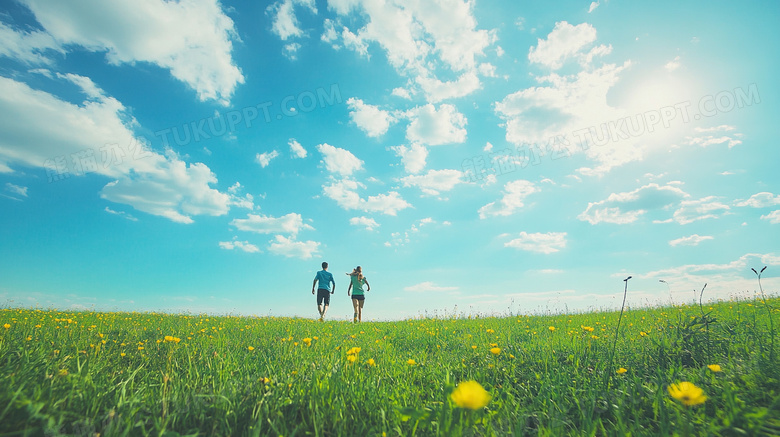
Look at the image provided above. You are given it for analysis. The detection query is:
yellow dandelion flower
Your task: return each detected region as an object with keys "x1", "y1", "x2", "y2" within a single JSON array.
[
  {"x1": 367, "y1": 358, "x2": 376, "y2": 366},
  {"x1": 581, "y1": 325, "x2": 594, "y2": 332},
  {"x1": 490, "y1": 347, "x2": 501, "y2": 355},
  {"x1": 489, "y1": 343, "x2": 498, "y2": 347},
  {"x1": 450, "y1": 380, "x2": 491, "y2": 410},
  {"x1": 407, "y1": 359, "x2": 416, "y2": 366},
  {"x1": 549, "y1": 326, "x2": 556, "y2": 332},
  {"x1": 138, "y1": 346, "x2": 144, "y2": 351},
  {"x1": 486, "y1": 329, "x2": 495, "y2": 334},
  {"x1": 616, "y1": 368, "x2": 627, "y2": 374},
  {"x1": 347, "y1": 347, "x2": 361, "y2": 355},
  {"x1": 120, "y1": 353, "x2": 126, "y2": 357},
  {"x1": 2, "y1": 323, "x2": 10, "y2": 329},
  {"x1": 346, "y1": 355, "x2": 357, "y2": 363},
  {"x1": 668, "y1": 382, "x2": 707, "y2": 406},
  {"x1": 471, "y1": 345, "x2": 477, "y2": 350},
  {"x1": 248, "y1": 346, "x2": 255, "y2": 351},
  {"x1": 707, "y1": 364, "x2": 722, "y2": 372},
  {"x1": 640, "y1": 331, "x2": 648, "y2": 337}
]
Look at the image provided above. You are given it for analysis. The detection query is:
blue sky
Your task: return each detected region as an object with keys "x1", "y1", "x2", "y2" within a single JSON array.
[{"x1": 1, "y1": 0, "x2": 778, "y2": 320}]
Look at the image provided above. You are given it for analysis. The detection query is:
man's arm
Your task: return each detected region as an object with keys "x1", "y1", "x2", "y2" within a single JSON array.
[
  {"x1": 330, "y1": 278, "x2": 335, "y2": 294},
  {"x1": 312, "y1": 278, "x2": 317, "y2": 294}
]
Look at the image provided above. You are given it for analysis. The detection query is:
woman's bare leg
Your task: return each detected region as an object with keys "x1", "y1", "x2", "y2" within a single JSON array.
[
  {"x1": 352, "y1": 299, "x2": 359, "y2": 323},
  {"x1": 357, "y1": 299, "x2": 365, "y2": 322}
]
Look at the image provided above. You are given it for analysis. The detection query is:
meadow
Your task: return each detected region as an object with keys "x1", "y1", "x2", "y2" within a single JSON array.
[{"x1": 1, "y1": 295, "x2": 779, "y2": 436}]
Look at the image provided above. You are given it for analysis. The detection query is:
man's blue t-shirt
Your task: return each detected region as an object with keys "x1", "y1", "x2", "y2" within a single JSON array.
[{"x1": 314, "y1": 270, "x2": 334, "y2": 292}]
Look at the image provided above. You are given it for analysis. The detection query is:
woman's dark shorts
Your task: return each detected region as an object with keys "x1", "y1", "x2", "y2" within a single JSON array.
[
  {"x1": 352, "y1": 295, "x2": 365, "y2": 301},
  {"x1": 317, "y1": 289, "x2": 331, "y2": 305}
]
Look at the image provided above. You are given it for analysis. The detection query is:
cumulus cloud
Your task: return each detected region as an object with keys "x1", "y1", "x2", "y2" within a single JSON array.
[
  {"x1": 19, "y1": 0, "x2": 244, "y2": 104},
  {"x1": 322, "y1": 179, "x2": 411, "y2": 216},
  {"x1": 504, "y1": 231, "x2": 567, "y2": 254},
  {"x1": 400, "y1": 169, "x2": 464, "y2": 196},
  {"x1": 256, "y1": 150, "x2": 280, "y2": 168},
  {"x1": 230, "y1": 213, "x2": 313, "y2": 235},
  {"x1": 4, "y1": 183, "x2": 28, "y2": 198},
  {"x1": 579, "y1": 183, "x2": 689, "y2": 225},
  {"x1": 326, "y1": 0, "x2": 493, "y2": 102},
  {"x1": 664, "y1": 55, "x2": 681, "y2": 72},
  {"x1": 761, "y1": 210, "x2": 780, "y2": 224},
  {"x1": 267, "y1": 0, "x2": 317, "y2": 41},
  {"x1": 0, "y1": 21, "x2": 62, "y2": 65},
  {"x1": 479, "y1": 180, "x2": 539, "y2": 219},
  {"x1": 391, "y1": 143, "x2": 428, "y2": 174},
  {"x1": 268, "y1": 235, "x2": 320, "y2": 259},
  {"x1": 528, "y1": 21, "x2": 597, "y2": 69},
  {"x1": 219, "y1": 239, "x2": 261, "y2": 253},
  {"x1": 289, "y1": 138, "x2": 307, "y2": 158},
  {"x1": 735, "y1": 192, "x2": 780, "y2": 208},
  {"x1": 316, "y1": 143, "x2": 364, "y2": 177},
  {"x1": 671, "y1": 197, "x2": 730, "y2": 225},
  {"x1": 405, "y1": 104, "x2": 467, "y2": 146},
  {"x1": 349, "y1": 216, "x2": 379, "y2": 231},
  {"x1": 669, "y1": 234, "x2": 713, "y2": 247},
  {"x1": 347, "y1": 98, "x2": 396, "y2": 137}
]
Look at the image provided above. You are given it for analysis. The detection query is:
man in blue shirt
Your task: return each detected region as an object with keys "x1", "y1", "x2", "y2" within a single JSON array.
[{"x1": 312, "y1": 261, "x2": 335, "y2": 321}]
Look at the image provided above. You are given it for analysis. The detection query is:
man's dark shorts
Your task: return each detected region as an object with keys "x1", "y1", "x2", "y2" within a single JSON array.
[{"x1": 317, "y1": 288, "x2": 330, "y2": 306}]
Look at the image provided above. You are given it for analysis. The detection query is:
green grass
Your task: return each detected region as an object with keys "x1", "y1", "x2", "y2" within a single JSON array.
[{"x1": 1, "y1": 297, "x2": 779, "y2": 436}]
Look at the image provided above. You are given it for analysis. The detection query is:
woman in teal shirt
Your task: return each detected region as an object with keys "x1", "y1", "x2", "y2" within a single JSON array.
[{"x1": 347, "y1": 266, "x2": 371, "y2": 323}]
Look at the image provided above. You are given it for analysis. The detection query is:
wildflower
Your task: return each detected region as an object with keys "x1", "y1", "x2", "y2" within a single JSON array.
[
  {"x1": 471, "y1": 345, "x2": 477, "y2": 350},
  {"x1": 2, "y1": 323, "x2": 9, "y2": 329},
  {"x1": 248, "y1": 346, "x2": 255, "y2": 351},
  {"x1": 346, "y1": 347, "x2": 361, "y2": 355},
  {"x1": 450, "y1": 380, "x2": 491, "y2": 410},
  {"x1": 407, "y1": 359, "x2": 416, "y2": 366},
  {"x1": 707, "y1": 364, "x2": 722, "y2": 372},
  {"x1": 486, "y1": 329, "x2": 495, "y2": 334},
  {"x1": 120, "y1": 353, "x2": 126, "y2": 357},
  {"x1": 581, "y1": 325, "x2": 594, "y2": 332},
  {"x1": 668, "y1": 382, "x2": 707, "y2": 406},
  {"x1": 489, "y1": 343, "x2": 498, "y2": 347},
  {"x1": 367, "y1": 358, "x2": 376, "y2": 366},
  {"x1": 616, "y1": 368, "x2": 627, "y2": 374},
  {"x1": 138, "y1": 346, "x2": 144, "y2": 351},
  {"x1": 303, "y1": 337, "x2": 312, "y2": 346},
  {"x1": 549, "y1": 326, "x2": 556, "y2": 332},
  {"x1": 490, "y1": 347, "x2": 501, "y2": 355},
  {"x1": 346, "y1": 355, "x2": 357, "y2": 363},
  {"x1": 640, "y1": 331, "x2": 648, "y2": 337}
]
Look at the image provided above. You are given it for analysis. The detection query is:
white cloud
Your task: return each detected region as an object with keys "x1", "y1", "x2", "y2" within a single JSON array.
[
  {"x1": 104, "y1": 206, "x2": 137, "y2": 221},
  {"x1": 20, "y1": 0, "x2": 244, "y2": 104},
  {"x1": 267, "y1": 0, "x2": 317, "y2": 41},
  {"x1": 349, "y1": 216, "x2": 379, "y2": 231},
  {"x1": 685, "y1": 134, "x2": 742, "y2": 148},
  {"x1": 735, "y1": 192, "x2": 780, "y2": 208},
  {"x1": 528, "y1": 21, "x2": 597, "y2": 69},
  {"x1": 400, "y1": 169, "x2": 464, "y2": 196},
  {"x1": 316, "y1": 143, "x2": 364, "y2": 177},
  {"x1": 289, "y1": 138, "x2": 307, "y2": 158},
  {"x1": 404, "y1": 281, "x2": 458, "y2": 293},
  {"x1": 322, "y1": 179, "x2": 411, "y2": 216},
  {"x1": 479, "y1": 180, "x2": 539, "y2": 219},
  {"x1": 227, "y1": 182, "x2": 255, "y2": 210},
  {"x1": 0, "y1": 21, "x2": 62, "y2": 65},
  {"x1": 672, "y1": 197, "x2": 730, "y2": 225},
  {"x1": 268, "y1": 235, "x2": 319, "y2": 259},
  {"x1": 669, "y1": 234, "x2": 713, "y2": 247},
  {"x1": 760, "y1": 210, "x2": 780, "y2": 224},
  {"x1": 4, "y1": 183, "x2": 28, "y2": 197},
  {"x1": 405, "y1": 104, "x2": 467, "y2": 146},
  {"x1": 219, "y1": 239, "x2": 261, "y2": 253},
  {"x1": 588, "y1": 2, "x2": 600, "y2": 13},
  {"x1": 504, "y1": 231, "x2": 567, "y2": 254},
  {"x1": 327, "y1": 0, "x2": 492, "y2": 102},
  {"x1": 346, "y1": 97, "x2": 396, "y2": 137},
  {"x1": 391, "y1": 143, "x2": 428, "y2": 174},
  {"x1": 255, "y1": 150, "x2": 280, "y2": 168},
  {"x1": 578, "y1": 183, "x2": 689, "y2": 224},
  {"x1": 664, "y1": 55, "x2": 681, "y2": 72},
  {"x1": 415, "y1": 71, "x2": 482, "y2": 103},
  {"x1": 231, "y1": 213, "x2": 313, "y2": 235}
]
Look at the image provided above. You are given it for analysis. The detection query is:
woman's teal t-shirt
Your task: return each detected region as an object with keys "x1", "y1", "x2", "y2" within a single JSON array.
[{"x1": 350, "y1": 275, "x2": 367, "y2": 295}]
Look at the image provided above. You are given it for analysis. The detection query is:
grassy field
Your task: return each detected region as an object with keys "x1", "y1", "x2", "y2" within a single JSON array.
[{"x1": 1, "y1": 296, "x2": 779, "y2": 436}]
